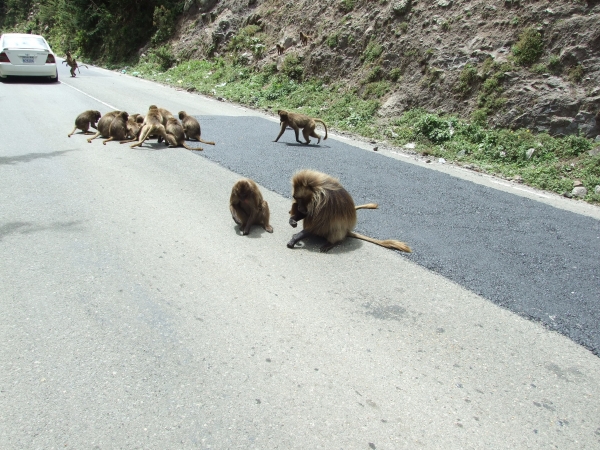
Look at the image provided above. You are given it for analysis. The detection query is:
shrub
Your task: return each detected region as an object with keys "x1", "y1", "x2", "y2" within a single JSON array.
[
  {"x1": 326, "y1": 33, "x2": 339, "y2": 49},
  {"x1": 389, "y1": 68, "x2": 402, "y2": 82},
  {"x1": 568, "y1": 64, "x2": 584, "y2": 83},
  {"x1": 512, "y1": 27, "x2": 544, "y2": 66},
  {"x1": 339, "y1": 0, "x2": 355, "y2": 12},
  {"x1": 281, "y1": 54, "x2": 304, "y2": 81},
  {"x1": 457, "y1": 64, "x2": 478, "y2": 94},
  {"x1": 362, "y1": 41, "x2": 384, "y2": 63},
  {"x1": 148, "y1": 45, "x2": 175, "y2": 71}
]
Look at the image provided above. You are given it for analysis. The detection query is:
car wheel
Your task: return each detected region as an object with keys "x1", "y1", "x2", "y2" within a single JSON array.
[{"x1": 50, "y1": 70, "x2": 59, "y2": 83}]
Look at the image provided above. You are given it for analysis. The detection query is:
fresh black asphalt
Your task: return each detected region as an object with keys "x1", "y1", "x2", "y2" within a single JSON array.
[{"x1": 195, "y1": 115, "x2": 600, "y2": 356}]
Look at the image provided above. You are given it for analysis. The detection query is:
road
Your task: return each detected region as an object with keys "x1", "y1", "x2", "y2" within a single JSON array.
[{"x1": 1, "y1": 61, "x2": 599, "y2": 449}]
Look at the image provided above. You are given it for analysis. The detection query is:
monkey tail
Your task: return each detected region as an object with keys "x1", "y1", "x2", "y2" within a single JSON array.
[
  {"x1": 347, "y1": 231, "x2": 411, "y2": 253},
  {"x1": 198, "y1": 138, "x2": 215, "y2": 145},
  {"x1": 183, "y1": 143, "x2": 204, "y2": 151},
  {"x1": 315, "y1": 119, "x2": 328, "y2": 140},
  {"x1": 355, "y1": 203, "x2": 378, "y2": 210}
]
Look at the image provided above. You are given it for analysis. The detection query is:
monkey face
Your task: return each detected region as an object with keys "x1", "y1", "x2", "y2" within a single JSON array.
[{"x1": 292, "y1": 186, "x2": 313, "y2": 214}]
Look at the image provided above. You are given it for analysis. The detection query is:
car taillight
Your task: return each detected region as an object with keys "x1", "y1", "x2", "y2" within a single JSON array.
[
  {"x1": 45, "y1": 54, "x2": 55, "y2": 64},
  {"x1": 0, "y1": 52, "x2": 10, "y2": 63}
]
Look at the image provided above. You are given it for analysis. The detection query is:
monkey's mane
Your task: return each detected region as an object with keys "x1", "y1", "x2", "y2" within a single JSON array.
[{"x1": 292, "y1": 169, "x2": 344, "y2": 215}]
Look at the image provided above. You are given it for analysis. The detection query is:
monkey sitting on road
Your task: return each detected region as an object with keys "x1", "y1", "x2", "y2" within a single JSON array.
[
  {"x1": 87, "y1": 111, "x2": 121, "y2": 143},
  {"x1": 274, "y1": 110, "x2": 328, "y2": 145},
  {"x1": 62, "y1": 51, "x2": 88, "y2": 77},
  {"x1": 178, "y1": 111, "x2": 215, "y2": 150},
  {"x1": 287, "y1": 169, "x2": 411, "y2": 253},
  {"x1": 118, "y1": 114, "x2": 145, "y2": 144},
  {"x1": 164, "y1": 117, "x2": 201, "y2": 150},
  {"x1": 230, "y1": 179, "x2": 274, "y2": 236},
  {"x1": 130, "y1": 105, "x2": 170, "y2": 149},
  {"x1": 102, "y1": 111, "x2": 130, "y2": 145},
  {"x1": 67, "y1": 110, "x2": 101, "y2": 137}
]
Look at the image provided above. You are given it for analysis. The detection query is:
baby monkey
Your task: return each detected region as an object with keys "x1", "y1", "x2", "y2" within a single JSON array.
[{"x1": 230, "y1": 178, "x2": 273, "y2": 235}]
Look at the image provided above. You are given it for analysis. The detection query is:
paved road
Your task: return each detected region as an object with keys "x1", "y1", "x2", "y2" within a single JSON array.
[
  {"x1": 195, "y1": 115, "x2": 600, "y2": 356},
  {"x1": 1, "y1": 61, "x2": 599, "y2": 449}
]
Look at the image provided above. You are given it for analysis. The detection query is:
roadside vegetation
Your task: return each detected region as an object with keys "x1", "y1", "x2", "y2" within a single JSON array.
[{"x1": 130, "y1": 56, "x2": 600, "y2": 204}]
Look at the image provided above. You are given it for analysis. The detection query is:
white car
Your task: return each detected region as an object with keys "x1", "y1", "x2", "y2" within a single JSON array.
[{"x1": 0, "y1": 33, "x2": 58, "y2": 82}]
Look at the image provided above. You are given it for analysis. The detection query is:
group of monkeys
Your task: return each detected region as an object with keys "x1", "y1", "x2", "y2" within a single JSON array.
[
  {"x1": 231, "y1": 170, "x2": 412, "y2": 253},
  {"x1": 67, "y1": 106, "x2": 215, "y2": 150},
  {"x1": 68, "y1": 105, "x2": 411, "y2": 253}
]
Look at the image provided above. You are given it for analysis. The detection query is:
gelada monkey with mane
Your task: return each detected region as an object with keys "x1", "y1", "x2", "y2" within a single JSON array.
[
  {"x1": 274, "y1": 110, "x2": 328, "y2": 145},
  {"x1": 230, "y1": 179, "x2": 274, "y2": 235},
  {"x1": 287, "y1": 169, "x2": 412, "y2": 253}
]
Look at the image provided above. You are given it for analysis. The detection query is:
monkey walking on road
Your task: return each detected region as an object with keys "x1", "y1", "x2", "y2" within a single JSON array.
[{"x1": 274, "y1": 110, "x2": 328, "y2": 145}]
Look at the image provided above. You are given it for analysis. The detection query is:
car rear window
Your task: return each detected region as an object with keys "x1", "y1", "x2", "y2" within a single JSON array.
[{"x1": 2, "y1": 35, "x2": 49, "y2": 50}]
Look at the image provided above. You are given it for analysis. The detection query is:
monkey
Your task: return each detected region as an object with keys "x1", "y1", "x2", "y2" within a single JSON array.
[
  {"x1": 230, "y1": 178, "x2": 273, "y2": 235},
  {"x1": 163, "y1": 117, "x2": 201, "y2": 150},
  {"x1": 156, "y1": 108, "x2": 175, "y2": 143},
  {"x1": 62, "y1": 51, "x2": 88, "y2": 77},
  {"x1": 286, "y1": 169, "x2": 411, "y2": 253},
  {"x1": 300, "y1": 32, "x2": 311, "y2": 46},
  {"x1": 102, "y1": 111, "x2": 130, "y2": 145},
  {"x1": 87, "y1": 111, "x2": 121, "y2": 143},
  {"x1": 119, "y1": 113, "x2": 145, "y2": 143},
  {"x1": 130, "y1": 105, "x2": 170, "y2": 149},
  {"x1": 67, "y1": 110, "x2": 101, "y2": 137},
  {"x1": 178, "y1": 111, "x2": 216, "y2": 150},
  {"x1": 276, "y1": 43, "x2": 285, "y2": 55},
  {"x1": 274, "y1": 110, "x2": 328, "y2": 145}
]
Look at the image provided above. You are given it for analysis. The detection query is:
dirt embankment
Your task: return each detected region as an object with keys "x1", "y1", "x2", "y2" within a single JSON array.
[{"x1": 169, "y1": 0, "x2": 600, "y2": 137}]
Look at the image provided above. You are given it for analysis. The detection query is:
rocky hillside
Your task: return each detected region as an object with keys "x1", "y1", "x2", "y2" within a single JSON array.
[{"x1": 167, "y1": 0, "x2": 600, "y2": 137}]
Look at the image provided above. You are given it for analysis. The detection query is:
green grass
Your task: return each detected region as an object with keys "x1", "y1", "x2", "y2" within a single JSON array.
[{"x1": 130, "y1": 58, "x2": 600, "y2": 203}]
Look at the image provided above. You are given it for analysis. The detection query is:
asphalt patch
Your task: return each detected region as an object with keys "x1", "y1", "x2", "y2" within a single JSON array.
[{"x1": 194, "y1": 115, "x2": 600, "y2": 356}]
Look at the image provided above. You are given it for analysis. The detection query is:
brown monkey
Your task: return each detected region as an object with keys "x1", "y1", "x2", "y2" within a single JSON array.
[
  {"x1": 274, "y1": 110, "x2": 328, "y2": 145},
  {"x1": 119, "y1": 114, "x2": 145, "y2": 144},
  {"x1": 276, "y1": 44, "x2": 285, "y2": 55},
  {"x1": 67, "y1": 110, "x2": 101, "y2": 137},
  {"x1": 156, "y1": 108, "x2": 175, "y2": 143},
  {"x1": 62, "y1": 51, "x2": 88, "y2": 77},
  {"x1": 178, "y1": 111, "x2": 215, "y2": 150},
  {"x1": 230, "y1": 178, "x2": 274, "y2": 235},
  {"x1": 287, "y1": 169, "x2": 411, "y2": 253},
  {"x1": 102, "y1": 111, "x2": 130, "y2": 145},
  {"x1": 164, "y1": 117, "x2": 201, "y2": 150},
  {"x1": 87, "y1": 111, "x2": 121, "y2": 143},
  {"x1": 300, "y1": 32, "x2": 311, "y2": 46},
  {"x1": 130, "y1": 105, "x2": 169, "y2": 149}
]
